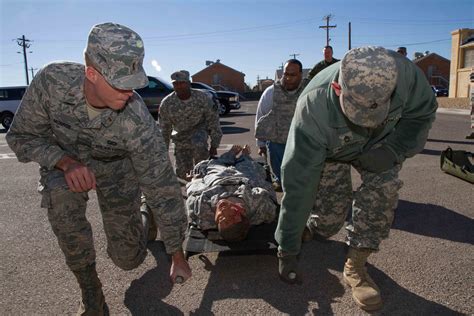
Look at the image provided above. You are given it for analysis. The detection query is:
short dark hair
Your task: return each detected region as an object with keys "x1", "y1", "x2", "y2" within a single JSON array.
[
  {"x1": 218, "y1": 216, "x2": 250, "y2": 242},
  {"x1": 284, "y1": 59, "x2": 303, "y2": 73},
  {"x1": 324, "y1": 45, "x2": 333, "y2": 51}
]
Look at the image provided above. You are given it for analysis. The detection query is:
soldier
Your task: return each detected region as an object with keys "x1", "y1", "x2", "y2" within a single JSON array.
[
  {"x1": 6, "y1": 23, "x2": 192, "y2": 315},
  {"x1": 255, "y1": 59, "x2": 307, "y2": 192},
  {"x1": 275, "y1": 47, "x2": 437, "y2": 311},
  {"x1": 397, "y1": 46, "x2": 408, "y2": 57},
  {"x1": 159, "y1": 70, "x2": 222, "y2": 181},
  {"x1": 186, "y1": 145, "x2": 278, "y2": 241},
  {"x1": 307, "y1": 45, "x2": 340, "y2": 80}
]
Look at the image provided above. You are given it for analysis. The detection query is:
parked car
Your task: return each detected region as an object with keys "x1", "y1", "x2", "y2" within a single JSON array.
[
  {"x1": 431, "y1": 85, "x2": 448, "y2": 97},
  {"x1": 0, "y1": 86, "x2": 27, "y2": 129},
  {"x1": 135, "y1": 76, "x2": 174, "y2": 119},
  {"x1": 190, "y1": 82, "x2": 240, "y2": 115}
]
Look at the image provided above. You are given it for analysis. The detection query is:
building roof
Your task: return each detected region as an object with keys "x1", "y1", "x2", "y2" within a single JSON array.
[
  {"x1": 413, "y1": 52, "x2": 450, "y2": 64},
  {"x1": 193, "y1": 61, "x2": 245, "y2": 77}
]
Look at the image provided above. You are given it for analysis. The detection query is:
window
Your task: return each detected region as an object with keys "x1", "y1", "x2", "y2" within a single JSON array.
[{"x1": 463, "y1": 48, "x2": 474, "y2": 68}]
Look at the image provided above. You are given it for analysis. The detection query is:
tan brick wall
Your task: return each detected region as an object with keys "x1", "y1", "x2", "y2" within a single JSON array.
[
  {"x1": 449, "y1": 28, "x2": 474, "y2": 98},
  {"x1": 192, "y1": 63, "x2": 245, "y2": 94}
]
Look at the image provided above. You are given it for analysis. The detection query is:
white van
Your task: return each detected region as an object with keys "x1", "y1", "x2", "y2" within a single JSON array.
[{"x1": 0, "y1": 86, "x2": 27, "y2": 129}]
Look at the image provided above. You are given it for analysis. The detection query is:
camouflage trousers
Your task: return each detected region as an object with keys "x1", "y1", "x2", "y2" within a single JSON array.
[
  {"x1": 174, "y1": 140, "x2": 209, "y2": 179},
  {"x1": 307, "y1": 161, "x2": 403, "y2": 250},
  {"x1": 39, "y1": 158, "x2": 148, "y2": 271}
]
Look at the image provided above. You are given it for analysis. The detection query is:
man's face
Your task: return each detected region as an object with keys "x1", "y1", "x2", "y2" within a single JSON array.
[
  {"x1": 86, "y1": 67, "x2": 134, "y2": 110},
  {"x1": 282, "y1": 62, "x2": 302, "y2": 91},
  {"x1": 172, "y1": 80, "x2": 192, "y2": 100},
  {"x1": 215, "y1": 199, "x2": 246, "y2": 231},
  {"x1": 324, "y1": 47, "x2": 333, "y2": 62}
]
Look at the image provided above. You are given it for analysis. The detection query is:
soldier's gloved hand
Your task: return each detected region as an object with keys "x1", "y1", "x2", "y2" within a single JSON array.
[
  {"x1": 354, "y1": 146, "x2": 398, "y2": 173},
  {"x1": 277, "y1": 251, "x2": 300, "y2": 284}
]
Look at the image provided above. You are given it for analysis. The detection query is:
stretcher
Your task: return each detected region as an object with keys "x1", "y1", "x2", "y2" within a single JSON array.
[{"x1": 183, "y1": 220, "x2": 278, "y2": 259}]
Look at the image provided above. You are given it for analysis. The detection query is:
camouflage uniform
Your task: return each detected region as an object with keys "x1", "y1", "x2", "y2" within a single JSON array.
[
  {"x1": 186, "y1": 149, "x2": 277, "y2": 230},
  {"x1": 159, "y1": 89, "x2": 222, "y2": 179},
  {"x1": 6, "y1": 26, "x2": 187, "y2": 272},
  {"x1": 275, "y1": 46, "x2": 438, "y2": 256}
]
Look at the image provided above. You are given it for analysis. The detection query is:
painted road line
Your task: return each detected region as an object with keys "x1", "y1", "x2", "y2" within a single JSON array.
[{"x1": 0, "y1": 144, "x2": 236, "y2": 160}]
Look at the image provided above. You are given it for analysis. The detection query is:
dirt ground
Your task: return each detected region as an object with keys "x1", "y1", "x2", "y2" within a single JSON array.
[{"x1": 436, "y1": 97, "x2": 471, "y2": 109}]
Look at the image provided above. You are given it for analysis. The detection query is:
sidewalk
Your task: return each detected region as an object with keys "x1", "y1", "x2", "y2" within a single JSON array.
[{"x1": 437, "y1": 107, "x2": 470, "y2": 115}]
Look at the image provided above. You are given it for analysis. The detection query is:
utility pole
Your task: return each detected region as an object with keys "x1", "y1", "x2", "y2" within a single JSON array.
[
  {"x1": 29, "y1": 67, "x2": 38, "y2": 78},
  {"x1": 16, "y1": 35, "x2": 32, "y2": 85},
  {"x1": 289, "y1": 53, "x2": 300, "y2": 59},
  {"x1": 348, "y1": 22, "x2": 352, "y2": 50},
  {"x1": 319, "y1": 14, "x2": 337, "y2": 46}
]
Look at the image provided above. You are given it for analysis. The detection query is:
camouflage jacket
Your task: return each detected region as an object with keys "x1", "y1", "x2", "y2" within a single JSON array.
[
  {"x1": 159, "y1": 89, "x2": 222, "y2": 149},
  {"x1": 6, "y1": 62, "x2": 187, "y2": 254},
  {"x1": 276, "y1": 53, "x2": 438, "y2": 255},
  {"x1": 185, "y1": 151, "x2": 278, "y2": 230}
]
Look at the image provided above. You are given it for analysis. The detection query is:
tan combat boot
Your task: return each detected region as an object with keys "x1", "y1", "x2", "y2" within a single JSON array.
[
  {"x1": 72, "y1": 263, "x2": 109, "y2": 316},
  {"x1": 343, "y1": 247, "x2": 382, "y2": 311}
]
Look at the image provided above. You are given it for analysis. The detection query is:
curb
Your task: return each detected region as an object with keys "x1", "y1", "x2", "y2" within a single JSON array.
[{"x1": 437, "y1": 108, "x2": 470, "y2": 115}]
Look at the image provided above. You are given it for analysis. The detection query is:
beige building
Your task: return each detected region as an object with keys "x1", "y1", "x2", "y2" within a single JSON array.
[{"x1": 449, "y1": 28, "x2": 474, "y2": 98}]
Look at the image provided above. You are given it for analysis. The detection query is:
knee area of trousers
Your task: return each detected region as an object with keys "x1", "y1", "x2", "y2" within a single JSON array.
[{"x1": 109, "y1": 248, "x2": 147, "y2": 271}]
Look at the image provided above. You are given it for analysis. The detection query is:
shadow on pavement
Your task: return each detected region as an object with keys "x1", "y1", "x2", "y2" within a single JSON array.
[
  {"x1": 124, "y1": 241, "x2": 183, "y2": 316},
  {"x1": 221, "y1": 126, "x2": 250, "y2": 135},
  {"x1": 191, "y1": 240, "x2": 461, "y2": 315},
  {"x1": 219, "y1": 121, "x2": 235, "y2": 126},
  {"x1": 419, "y1": 148, "x2": 442, "y2": 156},
  {"x1": 393, "y1": 200, "x2": 474, "y2": 245},
  {"x1": 224, "y1": 111, "x2": 255, "y2": 118},
  {"x1": 427, "y1": 138, "x2": 473, "y2": 145}
]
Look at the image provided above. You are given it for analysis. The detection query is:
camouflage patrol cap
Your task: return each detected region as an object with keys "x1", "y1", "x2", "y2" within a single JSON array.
[
  {"x1": 339, "y1": 46, "x2": 398, "y2": 128},
  {"x1": 84, "y1": 22, "x2": 148, "y2": 90},
  {"x1": 171, "y1": 70, "x2": 190, "y2": 82}
]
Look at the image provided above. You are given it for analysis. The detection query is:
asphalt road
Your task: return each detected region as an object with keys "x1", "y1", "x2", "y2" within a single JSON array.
[{"x1": 0, "y1": 101, "x2": 472, "y2": 315}]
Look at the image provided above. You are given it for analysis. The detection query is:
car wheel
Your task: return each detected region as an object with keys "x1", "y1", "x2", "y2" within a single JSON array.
[
  {"x1": 1, "y1": 112, "x2": 14, "y2": 130},
  {"x1": 222, "y1": 100, "x2": 231, "y2": 115}
]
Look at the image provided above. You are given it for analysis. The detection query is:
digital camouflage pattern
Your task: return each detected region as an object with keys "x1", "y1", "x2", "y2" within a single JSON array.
[
  {"x1": 255, "y1": 79, "x2": 308, "y2": 144},
  {"x1": 185, "y1": 149, "x2": 277, "y2": 230},
  {"x1": 275, "y1": 48, "x2": 437, "y2": 256},
  {"x1": 85, "y1": 22, "x2": 148, "y2": 90},
  {"x1": 306, "y1": 161, "x2": 402, "y2": 250},
  {"x1": 159, "y1": 89, "x2": 222, "y2": 178},
  {"x1": 340, "y1": 46, "x2": 398, "y2": 128},
  {"x1": 6, "y1": 62, "x2": 187, "y2": 269}
]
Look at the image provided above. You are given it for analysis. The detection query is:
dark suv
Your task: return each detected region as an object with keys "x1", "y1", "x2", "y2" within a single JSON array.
[
  {"x1": 135, "y1": 76, "x2": 174, "y2": 119},
  {"x1": 190, "y1": 82, "x2": 240, "y2": 115},
  {"x1": 431, "y1": 85, "x2": 448, "y2": 97}
]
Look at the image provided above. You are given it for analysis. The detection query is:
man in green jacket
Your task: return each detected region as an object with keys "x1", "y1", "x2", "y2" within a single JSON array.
[{"x1": 275, "y1": 46, "x2": 437, "y2": 311}]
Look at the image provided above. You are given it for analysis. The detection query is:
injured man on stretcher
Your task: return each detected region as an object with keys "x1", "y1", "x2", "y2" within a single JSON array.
[{"x1": 185, "y1": 145, "x2": 278, "y2": 242}]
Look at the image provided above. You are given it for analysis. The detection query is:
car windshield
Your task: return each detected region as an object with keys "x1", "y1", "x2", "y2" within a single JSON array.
[{"x1": 191, "y1": 82, "x2": 216, "y2": 91}]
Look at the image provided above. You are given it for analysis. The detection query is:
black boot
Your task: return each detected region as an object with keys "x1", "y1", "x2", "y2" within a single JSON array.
[
  {"x1": 72, "y1": 263, "x2": 109, "y2": 316},
  {"x1": 140, "y1": 198, "x2": 157, "y2": 241}
]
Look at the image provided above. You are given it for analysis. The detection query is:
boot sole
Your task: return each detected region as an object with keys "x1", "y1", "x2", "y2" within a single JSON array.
[{"x1": 343, "y1": 275, "x2": 383, "y2": 311}]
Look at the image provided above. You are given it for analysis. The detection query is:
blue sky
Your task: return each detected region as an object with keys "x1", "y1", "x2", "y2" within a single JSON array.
[{"x1": 1, "y1": 0, "x2": 472, "y2": 88}]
